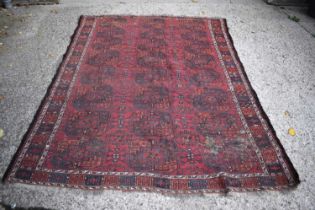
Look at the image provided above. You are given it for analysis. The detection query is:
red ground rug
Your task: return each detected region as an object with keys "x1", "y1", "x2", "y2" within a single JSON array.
[{"x1": 5, "y1": 16, "x2": 299, "y2": 193}]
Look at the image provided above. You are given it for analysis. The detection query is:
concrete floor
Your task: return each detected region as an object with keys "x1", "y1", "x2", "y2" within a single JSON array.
[{"x1": 0, "y1": 0, "x2": 315, "y2": 209}]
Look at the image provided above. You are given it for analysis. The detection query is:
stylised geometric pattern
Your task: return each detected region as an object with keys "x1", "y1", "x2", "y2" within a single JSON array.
[{"x1": 5, "y1": 16, "x2": 299, "y2": 193}]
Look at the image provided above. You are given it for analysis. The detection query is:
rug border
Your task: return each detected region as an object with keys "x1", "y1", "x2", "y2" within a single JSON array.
[
  {"x1": 8, "y1": 179, "x2": 298, "y2": 195},
  {"x1": 2, "y1": 16, "x2": 87, "y2": 183},
  {"x1": 219, "y1": 19, "x2": 299, "y2": 186},
  {"x1": 3, "y1": 15, "x2": 300, "y2": 193}
]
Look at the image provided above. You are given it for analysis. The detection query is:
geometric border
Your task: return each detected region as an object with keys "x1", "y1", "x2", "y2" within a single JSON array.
[{"x1": 216, "y1": 19, "x2": 299, "y2": 185}]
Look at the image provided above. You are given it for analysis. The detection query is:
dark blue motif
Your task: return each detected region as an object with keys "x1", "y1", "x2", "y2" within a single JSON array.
[
  {"x1": 49, "y1": 173, "x2": 68, "y2": 184},
  {"x1": 188, "y1": 179, "x2": 208, "y2": 190},
  {"x1": 15, "y1": 169, "x2": 32, "y2": 180},
  {"x1": 85, "y1": 175, "x2": 102, "y2": 186}
]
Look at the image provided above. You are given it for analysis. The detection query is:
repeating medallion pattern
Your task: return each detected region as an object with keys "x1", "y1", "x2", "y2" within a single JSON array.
[{"x1": 6, "y1": 16, "x2": 299, "y2": 193}]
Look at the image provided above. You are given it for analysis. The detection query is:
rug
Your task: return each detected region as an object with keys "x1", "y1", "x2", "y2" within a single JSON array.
[{"x1": 4, "y1": 16, "x2": 299, "y2": 193}]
